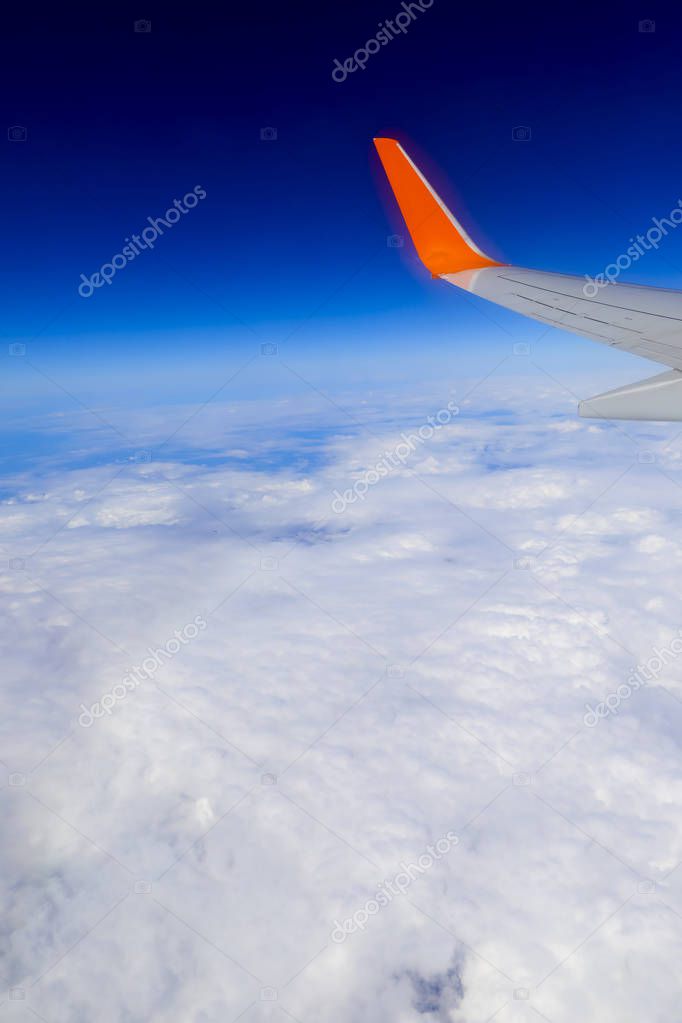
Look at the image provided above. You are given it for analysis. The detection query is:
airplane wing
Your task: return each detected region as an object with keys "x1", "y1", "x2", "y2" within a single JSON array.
[{"x1": 374, "y1": 136, "x2": 682, "y2": 421}]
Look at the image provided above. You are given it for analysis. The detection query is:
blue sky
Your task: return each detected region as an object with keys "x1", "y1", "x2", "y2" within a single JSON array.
[{"x1": 5, "y1": 2, "x2": 682, "y2": 416}]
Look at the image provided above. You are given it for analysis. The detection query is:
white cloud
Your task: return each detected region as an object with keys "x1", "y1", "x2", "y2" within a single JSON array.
[{"x1": 2, "y1": 375, "x2": 682, "y2": 1021}]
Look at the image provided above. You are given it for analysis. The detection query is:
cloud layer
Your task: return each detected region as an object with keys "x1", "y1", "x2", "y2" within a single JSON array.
[{"x1": 3, "y1": 372, "x2": 682, "y2": 1022}]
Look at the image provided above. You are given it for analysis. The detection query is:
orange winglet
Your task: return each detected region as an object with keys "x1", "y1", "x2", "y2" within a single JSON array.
[{"x1": 373, "y1": 138, "x2": 501, "y2": 277}]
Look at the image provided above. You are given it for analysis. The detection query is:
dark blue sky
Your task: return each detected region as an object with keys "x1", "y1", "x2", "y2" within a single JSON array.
[{"x1": 3, "y1": 2, "x2": 682, "y2": 407}]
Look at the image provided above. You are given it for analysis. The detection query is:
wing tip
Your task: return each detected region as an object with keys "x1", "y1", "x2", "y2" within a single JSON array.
[{"x1": 372, "y1": 136, "x2": 500, "y2": 275}]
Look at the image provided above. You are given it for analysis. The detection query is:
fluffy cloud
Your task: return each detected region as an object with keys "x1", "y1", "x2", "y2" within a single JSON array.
[{"x1": 3, "y1": 372, "x2": 682, "y2": 1022}]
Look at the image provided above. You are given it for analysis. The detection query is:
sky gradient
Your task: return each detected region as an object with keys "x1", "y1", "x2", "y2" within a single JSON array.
[{"x1": 5, "y1": 3, "x2": 682, "y2": 411}]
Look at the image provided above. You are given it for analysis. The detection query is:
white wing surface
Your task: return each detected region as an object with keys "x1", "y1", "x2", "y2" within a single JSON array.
[{"x1": 374, "y1": 137, "x2": 682, "y2": 420}]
